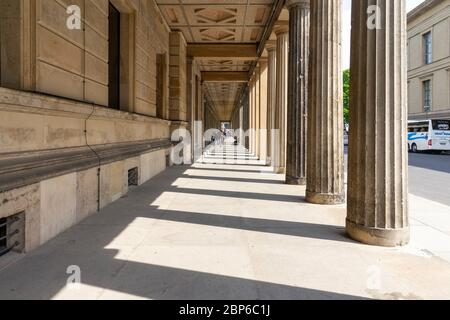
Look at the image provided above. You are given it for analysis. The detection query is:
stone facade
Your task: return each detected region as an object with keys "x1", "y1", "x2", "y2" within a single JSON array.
[{"x1": 0, "y1": 0, "x2": 185, "y2": 252}]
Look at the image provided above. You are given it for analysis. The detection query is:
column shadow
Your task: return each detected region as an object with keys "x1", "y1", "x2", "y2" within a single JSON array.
[{"x1": 0, "y1": 163, "x2": 362, "y2": 300}]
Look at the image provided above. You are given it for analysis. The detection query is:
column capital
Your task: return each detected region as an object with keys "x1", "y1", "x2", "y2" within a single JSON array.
[
  {"x1": 286, "y1": 0, "x2": 310, "y2": 10},
  {"x1": 265, "y1": 40, "x2": 277, "y2": 52},
  {"x1": 273, "y1": 21, "x2": 289, "y2": 36}
]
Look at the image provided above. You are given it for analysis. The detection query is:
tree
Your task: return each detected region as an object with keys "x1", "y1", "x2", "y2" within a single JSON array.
[{"x1": 343, "y1": 69, "x2": 350, "y2": 124}]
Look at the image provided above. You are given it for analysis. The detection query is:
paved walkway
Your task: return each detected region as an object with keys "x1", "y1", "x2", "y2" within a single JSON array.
[{"x1": 0, "y1": 145, "x2": 450, "y2": 300}]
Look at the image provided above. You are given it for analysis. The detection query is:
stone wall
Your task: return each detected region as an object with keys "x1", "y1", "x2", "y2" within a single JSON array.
[
  {"x1": 0, "y1": 0, "x2": 176, "y2": 254},
  {"x1": 0, "y1": 87, "x2": 171, "y2": 153},
  {"x1": 0, "y1": 148, "x2": 168, "y2": 252},
  {"x1": 31, "y1": 0, "x2": 170, "y2": 116}
]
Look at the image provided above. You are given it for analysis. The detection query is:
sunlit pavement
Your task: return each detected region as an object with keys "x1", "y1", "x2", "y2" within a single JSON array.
[
  {"x1": 0, "y1": 144, "x2": 449, "y2": 300},
  {"x1": 408, "y1": 152, "x2": 450, "y2": 206}
]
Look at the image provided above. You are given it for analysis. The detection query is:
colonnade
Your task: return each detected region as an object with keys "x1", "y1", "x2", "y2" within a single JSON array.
[{"x1": 234, "y1": 0, "x2": 409, "y2": 247}]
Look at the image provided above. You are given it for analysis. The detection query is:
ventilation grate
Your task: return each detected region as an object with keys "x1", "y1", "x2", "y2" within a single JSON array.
[
  {"x1": 128, "y1": 167, "x2": 139, "y2": 187},
  {"x1": 0, "y1": 212, "x2": 25, "y2": 257},
  {"x1": 0, "y1": 218, "x2": 6, "y2": 254}
]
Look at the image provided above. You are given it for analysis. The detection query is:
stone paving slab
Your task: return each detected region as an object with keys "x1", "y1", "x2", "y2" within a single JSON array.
[{"x1": 0, "y1": 151, "x2": 449, "y2": 300}]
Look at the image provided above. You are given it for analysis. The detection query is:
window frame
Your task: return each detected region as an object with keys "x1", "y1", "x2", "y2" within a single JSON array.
[
  {"x1": 423, "y1": 31, "x2": 432, "y2": 65},
  {"x1": 422, "y1": 79, "x2": 432, "y2": 111},
  {"x1": 108, "y1": 0, "x2": 136, "y2": 113},
  {"x1": 108, "y1": 2, "x2": 121, "y2": 110}
]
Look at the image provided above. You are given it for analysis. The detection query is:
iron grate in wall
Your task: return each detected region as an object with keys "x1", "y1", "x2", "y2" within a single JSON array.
[
  {"x1": 0, "y1": 212, "x2": 25, "y2": 257},
  {"x1": 0, "y1": 218, "x2": 6, "y2": 254},
  {"x1": 128, "y1": 167, "x2": 139, "y2": 187}
]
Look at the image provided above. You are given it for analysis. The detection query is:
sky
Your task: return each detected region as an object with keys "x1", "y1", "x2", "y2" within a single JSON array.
[{"x1": 342, "y1": 0, "x2": 426, "y2": 69}]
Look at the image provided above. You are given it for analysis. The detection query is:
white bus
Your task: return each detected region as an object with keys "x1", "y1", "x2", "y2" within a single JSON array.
[{"x1": 408, "y1": 119, "x2": 450, "y2": 153}]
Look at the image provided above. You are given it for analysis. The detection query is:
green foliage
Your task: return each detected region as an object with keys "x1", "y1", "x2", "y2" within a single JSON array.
[{"x1": 343, "y1": 69, "x2": 350, "y2": 124}]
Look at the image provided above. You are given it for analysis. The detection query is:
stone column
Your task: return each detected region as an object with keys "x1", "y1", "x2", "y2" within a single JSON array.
[
  {"x1": 247, "y1": 79, "x2": 252, "y2": 152},
  {"x1": 186, "y1": 57, "x2": 196, "y2": 163},
  {"x1": 286, "y1": 0, "x2": 310, "y2": 185},
  {"x1": 255, "y1": 66, "x2": 261, "y2": 158},
  {"x1": 266, "y1": 43, "x2": 277, "y2": 166},
  {"x1": 259, "y1": 59, "x2": 268, "y2": 164},
  {"x1": 306, "y1": 0, "x2": 344, "y2": 204},
  {"x1": 239, "y1": 105, "x2": 244, "y2": 145},
  {"x1": 249, "y1": 78, "x2": 255, "y2": 153},
  {"x1": 347, "y1": 0, "x2": 409, "y2": 247},
  {"x1": 273, "y1": 25, "x2": 289, "y2": 173}
]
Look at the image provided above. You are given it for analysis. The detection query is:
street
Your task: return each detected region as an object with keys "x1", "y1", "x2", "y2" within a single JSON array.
[
  {"x1": 409, "y1": 152, "x2": 450, "y2": 206},
  {"x1": 344, "y1": 147, "x2": 450, "y2": 207}
]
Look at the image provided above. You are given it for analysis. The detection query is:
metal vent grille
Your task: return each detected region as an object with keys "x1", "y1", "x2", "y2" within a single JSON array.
[
  {"x1": 128, "y1": 167, "x2": 139, "y2": 187},
  {"x1": 0, "y1": 212, "x2": 25, "y2": 257}
]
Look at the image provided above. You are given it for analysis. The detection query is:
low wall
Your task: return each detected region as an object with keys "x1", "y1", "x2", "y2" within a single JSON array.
[{"x1": 0, "y1": 88, "x2": 173, "y2": 253}]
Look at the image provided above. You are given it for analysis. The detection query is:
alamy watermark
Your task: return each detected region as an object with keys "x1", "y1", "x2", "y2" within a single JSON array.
[
  {"x1": 367, "y1": 5, "x2": 382, "y2": 30},
  {"x1": 66, "y1": 265, "x2": 82, "y2": 290},
  {"x1": 66, "y1": 5, "x2": 81, "y2": 30}
]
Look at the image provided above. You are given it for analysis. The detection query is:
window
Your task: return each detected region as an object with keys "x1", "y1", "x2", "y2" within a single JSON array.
[
  {"x1": 108, "y1": 3, "x2": 121, "y2": 109},
  {"x1": 0, "y1": 0, "x2": 22, "y2": 90},
  {"x1": 432, "y1": 120, "x2": 450, "y2": 131},
  {"x1": 108, "y1": 1, "x2": 134, "y2": 111},
  {"x1": 423, "y1": 80, "x2": 432, "y2": 111},
  {"x1": 423, "y1": 32, "x2": 432, "y2": 65},
  {"x1": 156, "y1": 53, "x2": 167, "y2": 119},
  {"x1": 408, "y1": 121, "x2": 429, "y2": 133}
]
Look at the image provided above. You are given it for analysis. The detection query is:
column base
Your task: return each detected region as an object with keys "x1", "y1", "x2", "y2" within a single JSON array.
[
  {"x1": 273, "y1": 167, "x2": 286, "y2": 174},
  {"x1": 346, "y1": 219, "x2": 410, "y2": 247},
  {"x1": 306, "y1": 190, "x2": 345, "y2": 205},
  {"x1": 286, "y1": 175, "x2": 306, "y2": 185}
]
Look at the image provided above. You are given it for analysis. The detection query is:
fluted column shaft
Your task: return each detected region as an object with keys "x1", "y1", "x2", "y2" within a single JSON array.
[
  {"x1": 255, "y1": 66, "x2": 261, "y2": 158},
  {"x1": 259, "y1": 60, "x2": 268, "y2": 163},
  {"x1": 274, "y1": 28, "x2": 288, "y2": 173},
  {"x1": 286, "y1": 0, "x2": 310, "y2": 185},
  {"x1": 347, "y1": 0, "x2": 409, "y2": 247},
  {"x1": 252, "y1": 77, "x2": 257, "y2": 154},
  {"x1": 266, "y1": 44, "x2": 277, "y2": 166},
  {"x1": 306, "y1": 0, "x2": 344, "y2": 204},
  {"x1": 249, "y1": 79, "x2": 254, "y2": 153}
]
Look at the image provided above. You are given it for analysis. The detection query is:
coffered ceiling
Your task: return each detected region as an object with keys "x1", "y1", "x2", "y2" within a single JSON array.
[
  {"x1": 156, "y1": 0, "x2": 279, "y2": 121},
  {"x1": 198, "y1": 59, "x2": 252, "y2": 72},
  {"x1": 156, "y1": 0, "x2": 275, "y2": 43}
]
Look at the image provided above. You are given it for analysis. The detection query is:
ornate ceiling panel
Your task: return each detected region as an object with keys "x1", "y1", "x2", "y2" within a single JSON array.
[
  {"x1": 156, "y1": 0, "x2": 277, "y2": 121},
  {"x1": 198, "y1": 59, "x2": 252, "y2": 72},
  {"x1": 156, "y1": 1, "x2": 275, "y2": 43}
]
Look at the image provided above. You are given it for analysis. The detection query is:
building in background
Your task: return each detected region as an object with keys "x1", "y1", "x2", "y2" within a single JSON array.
[{"x1": 408, "y1": 0, "x2": 450, "y2": 120}]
